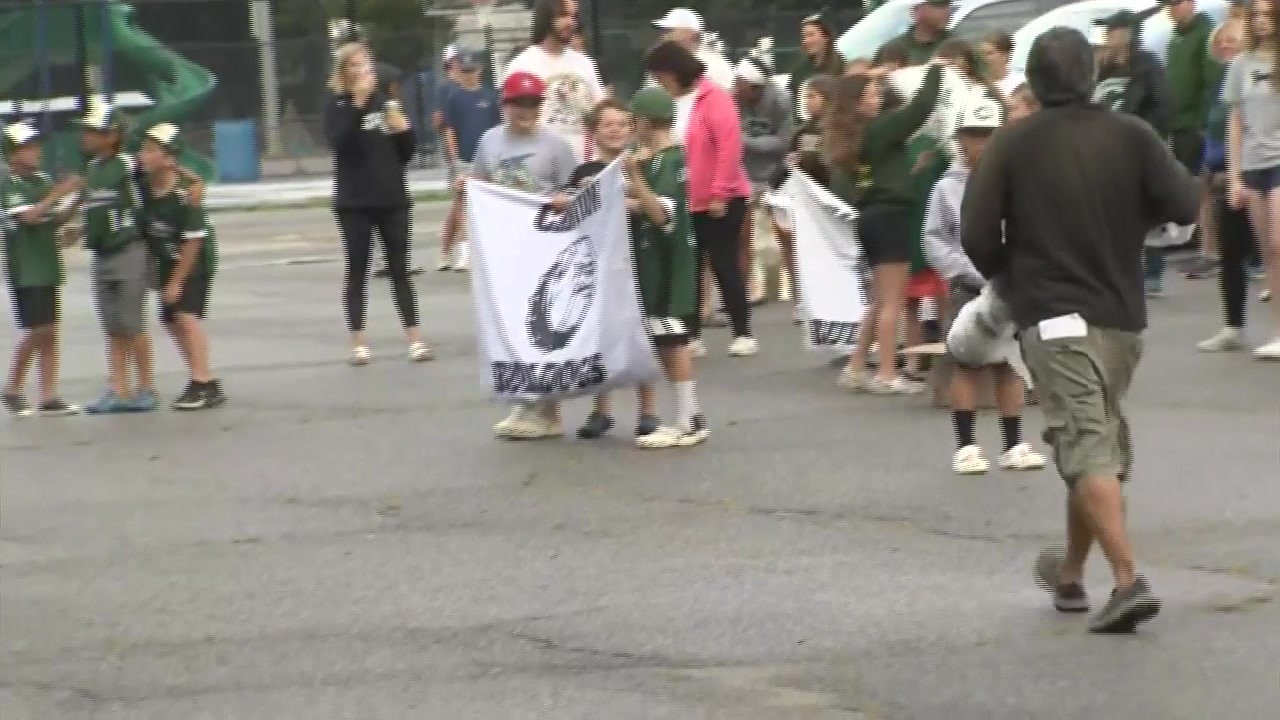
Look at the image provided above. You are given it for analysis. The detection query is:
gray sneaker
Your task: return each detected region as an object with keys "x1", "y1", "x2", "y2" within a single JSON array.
[
  {"x1": 1088, "y1": 575, "x2": 1160, "y2": 633},
  {"x1": 1034, "y1": 546, "x2": 1090, "y2": 612}
]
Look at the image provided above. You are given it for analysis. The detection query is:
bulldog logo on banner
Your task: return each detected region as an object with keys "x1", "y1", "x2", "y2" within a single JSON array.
[{"x1": 465, "y1": 159, "x2": 662, "y2": 402}]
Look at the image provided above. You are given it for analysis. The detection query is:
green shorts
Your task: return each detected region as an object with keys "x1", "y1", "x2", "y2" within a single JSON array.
[{"x1": 1020, "y1": 324, "x2": 1143, "y2": 488}]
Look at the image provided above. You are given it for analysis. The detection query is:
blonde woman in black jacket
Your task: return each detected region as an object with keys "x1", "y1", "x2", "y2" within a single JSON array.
[{"x1": 325, "y1": 42, "x2": 433, "y2": 365}]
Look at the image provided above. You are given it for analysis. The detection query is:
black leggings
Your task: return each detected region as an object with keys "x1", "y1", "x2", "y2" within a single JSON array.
[
  {"x1": 1215, "y1": 188, "x2": 1258, "y2": 329},
  {"x1": 336, "y1": 207, "x2": 420, "y2": 332},
  {"x1": 691, "y1": 197, "x2": 751, "y2": 338}
]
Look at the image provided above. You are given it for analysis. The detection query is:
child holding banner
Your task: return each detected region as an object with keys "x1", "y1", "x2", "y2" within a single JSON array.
[{"x1": 921, "y1": 97, "x2": 1045, "y2": 475}]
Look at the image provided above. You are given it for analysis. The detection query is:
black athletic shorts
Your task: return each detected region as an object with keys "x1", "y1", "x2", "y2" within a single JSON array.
[
  {"x1": 1242, "y1": 166, "x2": 1280, "y2": 194},
  {"x1": 857, "y1": 203, "x2": 912, "y2": 266},
  {"x1": 649, "y1": 314, "x2": 694, "y2": 349},
  {"x1": 10, "y1": 286, "x2": 59, "y2": 329},
  {"x1": 160, "y1": 274, "x2": 211, "y2": 324}
]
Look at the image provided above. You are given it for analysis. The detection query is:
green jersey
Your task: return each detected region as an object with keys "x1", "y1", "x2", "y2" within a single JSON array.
[
  {"x1": 632, "y1": 146, "x2": 697, "y2": 321},
  {"x1": 83, "y1": 153, "x2": 142, "y2": 254},
  {"x1": 1, "y1": 171, "x2": 64, "y2": 288},
  {"x1": 139, "y1": 176, "x2": 217, "y2": 279}
]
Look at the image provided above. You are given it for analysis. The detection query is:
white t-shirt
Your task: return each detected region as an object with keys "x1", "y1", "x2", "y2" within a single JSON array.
[
  {"x1": 673, "y1": 92, "x2": 696, "y2": 144},
  {"x1": 504, "y1": 45, "x2": 605, "y2": 163},
  {"x1": 997, "y1": 72, "x2": 1027, "y2": 98}
]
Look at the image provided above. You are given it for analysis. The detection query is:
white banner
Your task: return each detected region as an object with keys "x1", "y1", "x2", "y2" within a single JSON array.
[
  {"x1": 465, "y1": 159, "x2": 662, "y2": 402},
  {"x1": 780, "y1": 171, "x2": 871, "y2": 350}
]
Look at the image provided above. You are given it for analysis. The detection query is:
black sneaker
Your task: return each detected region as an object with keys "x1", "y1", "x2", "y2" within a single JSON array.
[
  {"x1": 1088, "y1": 575, "x2": 1161, "y2": 633},
  {"x1": 171, "y1": 382, "x2": 205, "y2": 410},
  {"x1": 203, "y1": 380, "x2": 228, "y2": 408},
  {"x1": 576, "y1": 411, "x2": 614, "y2": 439},
  {"x1": 635, "y1": 414, "x2": 660, "y2": 437},
  {"x1": 2, "y1": 392, "x2": 34, "y2": 418},
  {"x1": 1034, "y1": 546, "x2": 1090, "y2": 612},
  {"x1": 38, "y1": 398, "x2": 81, "y2": 417}
]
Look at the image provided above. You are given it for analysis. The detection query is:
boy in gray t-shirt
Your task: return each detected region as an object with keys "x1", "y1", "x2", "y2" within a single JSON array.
[
  {"x1": 471, "y1": 70, "x2": 578, "y2": 440},
  {"x1": 1224, "y1": 51, "x2": 1280, "y2": 188}
]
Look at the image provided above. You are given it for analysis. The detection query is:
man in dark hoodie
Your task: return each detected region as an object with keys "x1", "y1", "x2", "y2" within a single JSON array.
[{"x1": 961, "y1": 28, "x2": 1199, "y2": 633}]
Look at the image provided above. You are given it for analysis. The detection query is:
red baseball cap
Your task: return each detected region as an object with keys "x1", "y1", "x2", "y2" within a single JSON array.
[{"x1": 502, "y1": 71, "x2": 546, "y2": 102}]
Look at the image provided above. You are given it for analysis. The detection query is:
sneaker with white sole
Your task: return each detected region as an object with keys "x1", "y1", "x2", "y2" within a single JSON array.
[
  {"x1": 999, "y1": 443, "x2": 1047, "y2": 470},
  {"x1": 436, "y1": 249, "x2": 453, "y2": 271},
  {"x1": 452, "y1": 243, "x2": 470, "y2": 271},
  {"x1": 1261, "y1": 289, "x2": 1273, "y2": 302},
  {"x1": 502, "y1": 412, "x2": 563, "y2": 440},
  {"x1": 952, "y1": 445, "x2": 990, "y2": 474},
  {"x1": 493, "y1": 407, "x2": 525, "y2": 437},
  {"x1": 677, "y1": 414, "x2": 710, "y2": 446},
  {"x1": 837, "y1": 367, "x2": 867, "y2": 392},
  {"x1": 727, "y1": 336, "x2": 759, "y2": 357},
  {"x1": 635, "y1": 425, "x2": 685, "y2": 449},
  {"x1": 1034, "y1": 546, "x2": 1091, "y2": 612},
  {"x1": 1198, "y1": 327, "x2": 1245, "y2": 353},
  {"x1": 866, "y1": 376, "x2": 924, "y2": 395},
  {"x1": 408, "y1": 342, "x2": 435, "y2": 362},
  {"x1": 349, "y1": 345, "x2": 372, "y2": 366},
  {"x1": 688, "y1": 338, "x2": 708, "y2": 358},
  {"x1": 1254, "y1": 337, "x2": 1280, "y2": 360}
]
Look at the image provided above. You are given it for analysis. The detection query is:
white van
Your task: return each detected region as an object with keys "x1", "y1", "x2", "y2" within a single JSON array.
[
  {"x1": 1009, "y1": 0, "x2": 1230, "y2": 72},
  {"x1": 838, "y1": 0, "x2": 1078, "y2": 60}
]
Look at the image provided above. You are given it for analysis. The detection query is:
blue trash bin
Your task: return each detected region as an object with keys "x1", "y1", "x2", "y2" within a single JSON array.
[{"x1": 213, "y1": 119, "x2": 260, "y2": 183}]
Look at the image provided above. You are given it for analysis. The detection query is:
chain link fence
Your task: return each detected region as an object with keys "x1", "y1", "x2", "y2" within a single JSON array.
[{"x1": 1, "y1": 0, "x2": 855, "y2": 182}]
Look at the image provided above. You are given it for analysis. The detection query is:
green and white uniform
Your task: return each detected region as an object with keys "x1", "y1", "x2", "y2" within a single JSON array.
[
  {"x1": 2, "y1": 170, "x2": 63, "y2": 289},
  {"x1": 84, "y1": 152, "x2": 149, "y2": 335},
  {"x1": 140, "y1": 176, "x2": 218, "y2": 284},
  {"x1": 632, "y1": 145, "x2": 697, "y2": 338}
]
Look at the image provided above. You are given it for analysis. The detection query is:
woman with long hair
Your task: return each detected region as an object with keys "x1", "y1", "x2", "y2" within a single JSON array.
[
  {"x1": 325, "y1": 42, "x2": 432, "y2": 365},
  {"x1": 978, "y1": 31, "x2": 1025, "y2": 97},
  {"x1": 789, "y1": 13, "x2": 847, "y2": 123},
  {"x1": 645, "y1": 40, "x2": 758, "y2": 358},
  {"x1": 826, "y1": 61, "x2": 944, "y2": 393},
  {"x1": 1226, "y1": 0, "x2": 1280, "y2": 358}
]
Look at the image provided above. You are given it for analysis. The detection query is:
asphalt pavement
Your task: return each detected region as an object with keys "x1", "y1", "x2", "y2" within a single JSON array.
[{"x1": 2, "y1": 205, "x2": 1279, "y2": 719}]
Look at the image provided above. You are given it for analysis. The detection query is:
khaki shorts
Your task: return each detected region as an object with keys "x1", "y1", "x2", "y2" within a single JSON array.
[{"x1": 1020, "y1": 324, "x2": 1142, "y2": 488}]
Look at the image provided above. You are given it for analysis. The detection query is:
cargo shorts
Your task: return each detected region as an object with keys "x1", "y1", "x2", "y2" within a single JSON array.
[{"x1": 1020, "y1": 322, "x2": 1142, "y2": 488}]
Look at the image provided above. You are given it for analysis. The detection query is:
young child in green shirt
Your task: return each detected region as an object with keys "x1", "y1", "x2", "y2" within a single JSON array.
[
  {"x1": 1, "y1": 122, "x2": 82, "y2": 417},
  {"x1": 76, "y1": 100, "x2": 159, "y2": 414},
  {"x1": 137, "y1": 123, "x2": 225, "y2": 410}
]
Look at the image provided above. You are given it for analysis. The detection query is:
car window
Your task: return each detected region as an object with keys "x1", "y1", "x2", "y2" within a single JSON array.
[{"x1": 954, "y1": 0, "x2": 1046, "y2": 39}]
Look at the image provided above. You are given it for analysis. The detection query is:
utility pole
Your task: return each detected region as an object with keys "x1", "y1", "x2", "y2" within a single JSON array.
[
  {"x1": 249, "y1": 0, "x2": 284, "y2": 156},
  {"x1": 72, "y1": 0, "x2": 90, "y2": 114}
]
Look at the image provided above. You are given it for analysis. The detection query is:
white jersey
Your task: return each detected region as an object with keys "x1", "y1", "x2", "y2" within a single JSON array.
[{"x1": 504, "y1": 45, "x2": 605, "y2": 163}]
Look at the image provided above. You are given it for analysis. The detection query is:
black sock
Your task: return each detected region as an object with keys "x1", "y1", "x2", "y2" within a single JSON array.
[
  {"x1": 1000, "y1": 415, "x2": 1021, "y2": 452},
  {"x1": 951, "y1": 409, "x2": 976, "y2": 449}
]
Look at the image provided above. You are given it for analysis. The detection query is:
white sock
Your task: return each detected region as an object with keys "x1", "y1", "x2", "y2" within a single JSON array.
[{"x1": 674, "y1": 381, "x2": 699, "y2": 429}]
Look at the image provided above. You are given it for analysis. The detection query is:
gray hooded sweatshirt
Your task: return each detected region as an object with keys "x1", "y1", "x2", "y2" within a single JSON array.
[
  {"x1": 739, "y1": 83, "x2": 793, "y2": 187},
  {"x1": 922, "y1": 161, "x2": 985, "y2": 291}
]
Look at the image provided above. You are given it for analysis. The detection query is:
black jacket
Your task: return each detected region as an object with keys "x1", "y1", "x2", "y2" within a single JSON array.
[
  {"x1": 1093, "y1": 13, "x2": 1172, "y2": 135},
  {"x1": 324, "y1": 90, "x2": 416, "y2": 209},
  {"x1": 960, "y1": 105, "x2": 1199, "y2": 333}
]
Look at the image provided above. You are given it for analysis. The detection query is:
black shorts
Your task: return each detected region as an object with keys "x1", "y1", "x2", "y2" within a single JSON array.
[
  {"x1": 160, "y1": 274, "x2": 211, "y2": 324},
  {"x1": 9, "y1": 286, "x2": 59, "y2": 329},
  {"x1": 857, "y1": 203, "x2": 911, "y2": 266},
  {"x1": 1242, "y1": 166, "x2": 1280, "y2": 194},
  {"x1": 649, "y1": 314, "x2": 694, "y2": 349}
]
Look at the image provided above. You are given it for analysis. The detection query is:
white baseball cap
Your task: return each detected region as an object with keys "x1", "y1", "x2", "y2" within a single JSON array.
[
  {"x1": 653, "y1": 8, "x2": 704, "y2": 32},
  {"x1": 734, "y1": 58, "x2": 767, "y2": 85},
  {"x1": 443, "y1": 44, "x2": 459, "y2": 63},
  {"x1": 957, "y1": 96, "x2": 1002, "y2": 132}
]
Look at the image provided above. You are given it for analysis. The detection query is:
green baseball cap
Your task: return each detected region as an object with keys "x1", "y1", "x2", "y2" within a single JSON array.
[
  {"x1": 143, "y1": 122, "x2": 185, "y2": 155},
  {"x1": 629, "y1": 86, "x2": 675, "y2": 121},
  {"x1": 74, "y1": 98, "x2": 122, "y2": 131}
]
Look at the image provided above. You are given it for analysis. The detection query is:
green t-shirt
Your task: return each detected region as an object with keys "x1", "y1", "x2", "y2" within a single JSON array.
[
  {"x1": 633, "y1": 146, "x2": 697, "y2": 321},
  {"x1": 83, "y1": 153, "x2": 143, "y2": 254},
  {"x1": 2, "y1": 171, "x2": 64, "y2": 288},
  {"x1": 139, "y1": 176, "x2": 217, "y2": 280}
]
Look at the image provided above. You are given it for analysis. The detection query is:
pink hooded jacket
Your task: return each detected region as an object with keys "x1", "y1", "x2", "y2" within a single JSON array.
[{"x1": 682, "y1": 77, "x2": 751, "y2": 212}]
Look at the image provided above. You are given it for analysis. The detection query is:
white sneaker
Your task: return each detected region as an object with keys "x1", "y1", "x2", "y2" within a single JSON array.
[
  {"x1": 1197, "y1": 328, "x2": 1244, "y2": 353},
  {"x1": 503, "y1": 412, "x2": 563, "y2": 440},
  {"x1": 866, "y1": 376, "x2": 924, "y2": 395},
  {"x1": 436, "y1": 249, "x2": 453, "y2": 271},
  {"x1": 1261, "y1": 289, "x2": 1273, "y2": 302},
  {"x1": 999, "y1": 443, "x2": 1047, "y2": 471},
  {"x1": 953, "y1": 445, "x2": 991, "y2": 475},
  {"x1": 727, "y1": 336, "x2": 759, "y2": 357},
  {"x1": 636, "y1": 426, "x2": 685, "y2": 449},
  {"x1": 1253, "y1": 337, "x2": 1280, "y2": 360},
  {"x1": 408, "y1": 342, "x2": 435, "y2": 362},
  {"x1": 688, "y1": 339, "x2": 708, "y2": 358},
  {"x1": 452, "y1": 243, "x2": 470, "y2": 272},
  {"x1": 493, "y1": 407, "x2": 525, "y2": 437},
  {"x1": 837, "y1": 367, "x2": 867, "y2": 392},
  {"x1": 349, "y1": 345, "x2": 372, "y2": 366}
]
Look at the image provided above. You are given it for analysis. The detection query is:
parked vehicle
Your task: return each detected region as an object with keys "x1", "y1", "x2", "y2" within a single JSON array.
[{"x1": 837, "y1": 0, "x2": 1076, "y2": 61}]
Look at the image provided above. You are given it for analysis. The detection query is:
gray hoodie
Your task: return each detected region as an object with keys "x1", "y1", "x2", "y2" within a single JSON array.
[
  {"x1": 922, "y1": 161, "x2": 985, "y2": 291},
  {"x1": 738, "y1": 83, "x2": 793, "y2": 187}
]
